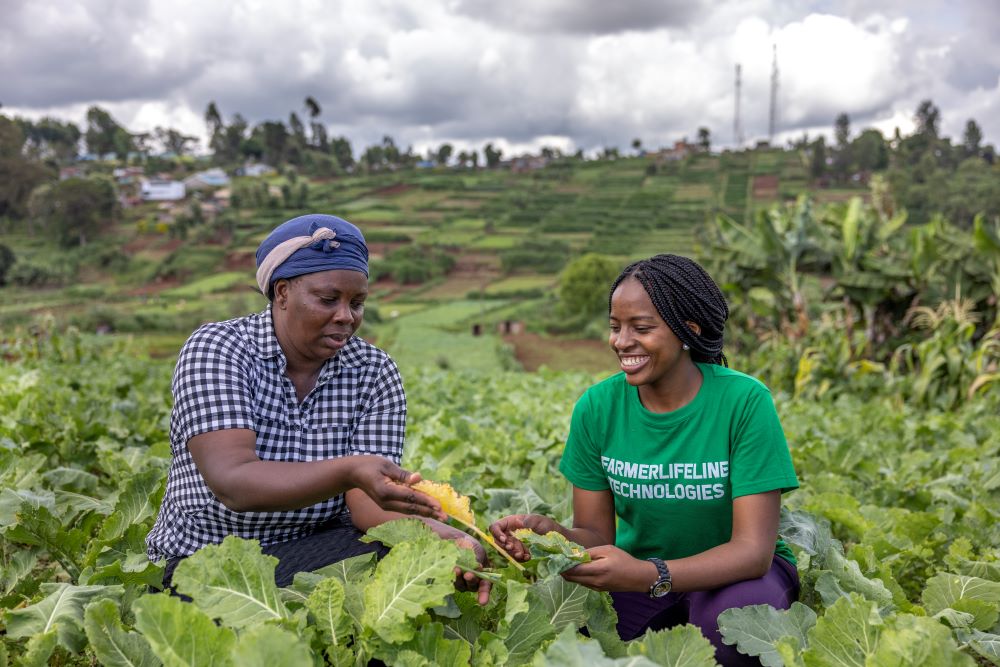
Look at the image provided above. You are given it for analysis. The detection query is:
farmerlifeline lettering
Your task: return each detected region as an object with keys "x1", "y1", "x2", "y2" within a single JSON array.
[{"x1": 601, "y1": 456, "x2": 728, "y2": 500}]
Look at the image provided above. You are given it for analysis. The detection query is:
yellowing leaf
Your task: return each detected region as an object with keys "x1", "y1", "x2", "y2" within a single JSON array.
[{"x1": 412, "y1": 480, "x2": 475, "y2": 526}]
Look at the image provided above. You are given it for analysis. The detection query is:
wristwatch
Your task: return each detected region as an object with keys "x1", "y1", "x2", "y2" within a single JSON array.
[{"x1": 647, "y1": 557, "x2": 672, "y2": 598}]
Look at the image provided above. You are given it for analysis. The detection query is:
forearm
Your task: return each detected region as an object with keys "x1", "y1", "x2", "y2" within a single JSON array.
[
  {"x1": 665, "y1": 538, "x2": 774, "y2": 593},
  {"x1": 212, "y1": 457, "x2": 360, "y2": 512},
  {"x1": 563, "y1": 524, "x2": 614, "y2": 548}
]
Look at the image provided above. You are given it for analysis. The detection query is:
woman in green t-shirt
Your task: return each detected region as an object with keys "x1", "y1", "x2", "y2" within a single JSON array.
[{"x1": 491, "y1": 254, "x2": 800, "y2": 667}]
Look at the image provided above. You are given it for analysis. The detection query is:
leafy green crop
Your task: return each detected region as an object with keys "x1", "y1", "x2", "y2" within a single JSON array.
[{"x1": 0, "y1": 344, "x2": 998, "y2": 665}]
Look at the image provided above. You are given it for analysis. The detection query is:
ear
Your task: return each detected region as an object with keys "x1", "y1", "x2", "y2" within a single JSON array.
[
  {"x1": 273, "y1": 279, "x2": 290, "y2": 308},
  {"x1": 685, "y1": 320, "x2": 702, "y2": 337}
]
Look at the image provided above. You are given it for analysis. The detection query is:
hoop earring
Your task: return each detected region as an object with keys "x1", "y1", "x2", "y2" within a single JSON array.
[{"x1": 682, "y1": 344, "x2": 690, "y2": 351}]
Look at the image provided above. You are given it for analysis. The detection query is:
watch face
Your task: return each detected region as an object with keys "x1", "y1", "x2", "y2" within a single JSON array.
[{"x1": 651, "y1": 581, "x2": 671, "y2": 598}]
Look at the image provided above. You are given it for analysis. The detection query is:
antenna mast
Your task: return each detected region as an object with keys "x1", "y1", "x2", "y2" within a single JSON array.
[
  {"x1": 734, "y1": 64, "x2": 743, "y2": 148},
  {"x1": 768, "y1": 44, "x2": 778, "y2": 143}
]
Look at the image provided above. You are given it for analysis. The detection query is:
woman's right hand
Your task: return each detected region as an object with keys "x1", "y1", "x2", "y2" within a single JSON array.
[
  {"x1": 348, "y1": 456, "x2": 446, "y2": 521},
  {"x1": 489, "y1": 514, "x2": 563, "y2": 562}
]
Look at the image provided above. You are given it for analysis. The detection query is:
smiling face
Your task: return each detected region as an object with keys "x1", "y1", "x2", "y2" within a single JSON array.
[
  {"x1": 272, "y1": 269, "x2": 368, "y2": 368},
  {"x1": 609, "y1": 276, "x2": 699, "y2": 391}
]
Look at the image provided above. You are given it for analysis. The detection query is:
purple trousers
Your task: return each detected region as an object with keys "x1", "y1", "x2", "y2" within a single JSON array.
[{"x1": 611, "y1": 555, "x2": 799, "y2": 667}]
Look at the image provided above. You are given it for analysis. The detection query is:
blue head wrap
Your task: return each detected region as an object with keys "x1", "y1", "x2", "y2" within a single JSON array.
[{"x1": 255, "y1": 214, "x2": 369, "y2": 297}]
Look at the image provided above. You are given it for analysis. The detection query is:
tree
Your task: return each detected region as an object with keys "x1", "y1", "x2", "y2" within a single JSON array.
[
  {"x1": 809, "y1": 136, "x2": 827, "y2": 180},
  {"x1": 962, "y1": 119, "x2": 983, "y2": 158},
  {"x1": 915, "y1": 99, "x2": 940, "y2": 138},
  {"x1": 834, "y1": 113, "x2": 851, "y2": 149},
  {"x1": 851, "y1": 129, "x2": 888, "y2": 172},
  {"x1": 304, "y1": 96, "x2": 321, "y2": 119},
  {"x1": 330, "y1": 136, "x2": 354, "y2": 169},
  {"x1": 697, "y1": 127, "x2": 711, "y2": 152},
  {"x1": 205, "y1": 101, "x2": 224, "y2": 157},
  {"x1": 85, "y1": 106, "x2": 131, "y2": 160},
  {"x1": 18, "y1": 117, "x2": 81, "y2": 162},
  {"x1": 558, "y1": 253, "x2": 621, "y2": 319},
  {"x1": 382, "y1": 136, "x2": 401, "y2": 166},
  {"x1": 484, "y1": 142, "x2": 503, "y2": 168},
  {"x1": 31, "y1": 176, "x2": 117, "y2": 247},
  {"x1": 436, "y1": 143, "x2": 453, "y2": 166},
  {"x1": 832, "y1": 113, "x2": 852, "y2": 182},
  {"x1": 631, "y1": 138, "x2": 642, "y2": 153},
  {"x1": 154, "y1": 127, "x2": 197, "y2": 156},
  {"x1": 0, "y1": 243, "x2": 15, "y2": 286},
  {"x1": 0, "y1": 116, "x2": 51, "y2": 218},
  {"x1": 253, "y1": 120, "x2": 288, "y2": 165}
]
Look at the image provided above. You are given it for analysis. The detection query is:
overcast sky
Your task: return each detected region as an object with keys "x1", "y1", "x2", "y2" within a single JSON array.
[{"x1": 2, "y1": 0, "x2": 997, "y2": 157}]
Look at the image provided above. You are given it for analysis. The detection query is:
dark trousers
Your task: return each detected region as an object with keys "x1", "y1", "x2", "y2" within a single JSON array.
[
  {"x1": 610, "y1": 555, "x2": 800, "y2": 667},
  {"x1": 162, "y1": 515, "x2": 390, "y2": 588}
]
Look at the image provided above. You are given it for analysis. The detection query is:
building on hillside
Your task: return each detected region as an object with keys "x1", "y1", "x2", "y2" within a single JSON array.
[
  {"x1": 184, "y1": 168, "x2": 230, "y2": 191},
  {"x1": 508, "y1": 154, "x2": 551, "y2": 172},
  {"x1": 649, "y1": 140, "x2": 695, "y2": 163},
  {"x1": 415, "y1": 159, "x2": 437, "y2": 169},
  {"x1": 140, "y1": 178, "x2": 186, "y2": 201},
  {"x1": 113, "y1": 166, "x2": 145, "y2": 184},
  {"x1": 59, "y1": 166, "x2": 86, "y2": 180},
  {"x1": 235, "y1": 162, "x2": 276, "y2": 177}
]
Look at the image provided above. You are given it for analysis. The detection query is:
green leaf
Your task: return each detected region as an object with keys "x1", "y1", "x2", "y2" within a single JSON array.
[
  {"x1": 83, "y1": 598, "x2": 159, "y2": 667},
  {"x1": 19, "y1": 630, "x2": 59, "y2": 667},
  {"x1": 802, "y1": 593, "x2": 882, "y2": 667},
  {"x1": 516, "y1": 530, "x2": 590, "y2": 578},
  {"x1": 5, "y1": 582, "x2": 118, "y2": 654},
  {"x1": 868, "y1": 614, "x2": 975, "y2": 666},
  {"x1": 132, "y1": 593, "x2": 235, "y2": 667},
  {"x1": 4, "y1": 502, "x2": 88, "y2": 578},
  {"x1": 84, "y1": 550, "x2": 165, "y2": 588},
  {"x1": 172, "y1": 536, "x2": 290, "y2": 629},
  {"x1": 305, "y1": 577, "x2": 353, "y2": 646},
  {"x1": 231, "y1": 623, "x2": 316, "y2": 667},
  {"x1": 535, "y1": 623, "x2": 660, "y2": 666},
  {"x1": 362, "y1": 517, "x2": 437, "y2": 547},
  {"x1": 717, "y1": 602, "x2": 817, "y2": 667},
  {"x1": 779, "y1": 509, "x2": 836, "y2": 558},
  {"x1": 922, "y1": 573, "x2": 1000, "y2": 631},
  {"x1": 961, "y1": 629, "x2": 1000, "y2": 666},
  {"x1": 97, "y1": 468, "x2": 164, "y2": 543},
  {"x1": 626, "y1": 624, "x2": 720, "y2": 667},
  {"x1": 813, "y1": 545, "x2": 895, "y2": 611},
  {"x1": 361, "y1": 537, "x2": 462, "y2": 643},
  {"x1": 534, "y1": 576, "x2": 592, "y2": 630},
  {"x1": 375, "y1": 622, "x2": 472, "y2": 667},
  {"x1": 472, "y1": 630, "x2": 509, "y2": 667},
  {"x1": 0, "y1": 549, "x2": 38, "y2": 595},
  {"x1": 502, "y1": 603, "x2": 558, "y2": 666}
]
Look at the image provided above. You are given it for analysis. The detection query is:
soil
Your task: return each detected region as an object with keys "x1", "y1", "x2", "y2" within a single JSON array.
[
  {"x1": 370, "y1": 183, "x2": 412, "y2": 197},
  {"x1": 503, "y1": 331, "x2": 614, "y2": 373}
]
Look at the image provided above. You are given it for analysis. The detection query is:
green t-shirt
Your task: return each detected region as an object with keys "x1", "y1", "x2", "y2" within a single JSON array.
[{"x1": 559, "y1": 363, "x2": 799, "y2": 565}]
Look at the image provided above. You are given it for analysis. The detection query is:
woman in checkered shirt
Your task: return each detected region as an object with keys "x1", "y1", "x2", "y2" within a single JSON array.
[{"x1": 147, "y1": 214, "x2": 489, "y2": 603}]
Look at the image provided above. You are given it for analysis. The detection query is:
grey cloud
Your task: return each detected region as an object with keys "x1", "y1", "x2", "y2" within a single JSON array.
[
  {"x1": 0, "y1": 0, "x2": 203, "y2": 107},
  {"x1": 450, "y1": 0, "x2": 708, "y2": 35}
]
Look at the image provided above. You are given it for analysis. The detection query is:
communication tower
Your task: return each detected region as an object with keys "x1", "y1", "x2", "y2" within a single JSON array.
[
  {"x1": 768, "y1": 44, "x2": 779, "y2": 142},
  {"x1": 734, "y1": 64, "x2": 744, "y2": 148}
]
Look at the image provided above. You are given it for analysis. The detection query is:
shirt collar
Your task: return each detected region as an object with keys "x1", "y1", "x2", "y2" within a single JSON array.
[{"x1": 251, "y1": 307, "x2": 371, "y2": 376}]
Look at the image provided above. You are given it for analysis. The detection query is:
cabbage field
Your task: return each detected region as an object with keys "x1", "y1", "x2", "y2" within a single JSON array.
[{"x1": 1, "y1": 330, "x2": 998, "y2": 666}]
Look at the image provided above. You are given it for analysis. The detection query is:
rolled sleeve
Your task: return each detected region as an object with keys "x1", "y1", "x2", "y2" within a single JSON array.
[{"x1": 171, "y1": 324, "x2": 256, "y2": 447}]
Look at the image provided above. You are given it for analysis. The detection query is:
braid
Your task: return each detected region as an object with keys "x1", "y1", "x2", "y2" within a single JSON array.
[{"x1": 608, "y1": 255, "x2": 730, "y2": 366}]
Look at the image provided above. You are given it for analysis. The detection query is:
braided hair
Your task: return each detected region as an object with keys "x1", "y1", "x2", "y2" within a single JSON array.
[{"x1": 608, "y1": 254, "x2": 730, "y2": 366}]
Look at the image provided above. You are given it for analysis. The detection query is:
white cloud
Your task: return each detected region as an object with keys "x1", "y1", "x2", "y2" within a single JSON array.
[{"x1": 1, "y1": 0, "x2": 997, "y2": 154}]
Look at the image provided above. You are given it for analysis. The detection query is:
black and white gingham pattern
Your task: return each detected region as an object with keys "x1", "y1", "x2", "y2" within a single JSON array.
[{"x1": 146, "y1": 308, "x2": 406, "y2": 561}]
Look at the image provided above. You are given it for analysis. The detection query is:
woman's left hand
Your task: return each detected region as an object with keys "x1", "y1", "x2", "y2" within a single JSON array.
[
  {"x1": 453, "y1": 535, "x2": 492, "y2": 605},
  {"x1": 560, "y1": 545, "x2": 658, "y2": 593}
]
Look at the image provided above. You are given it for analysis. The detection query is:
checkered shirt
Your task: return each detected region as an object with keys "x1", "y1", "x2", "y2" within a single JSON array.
[{"x1": 146, "y1": 307, "x2": 406, "y2": 561}]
